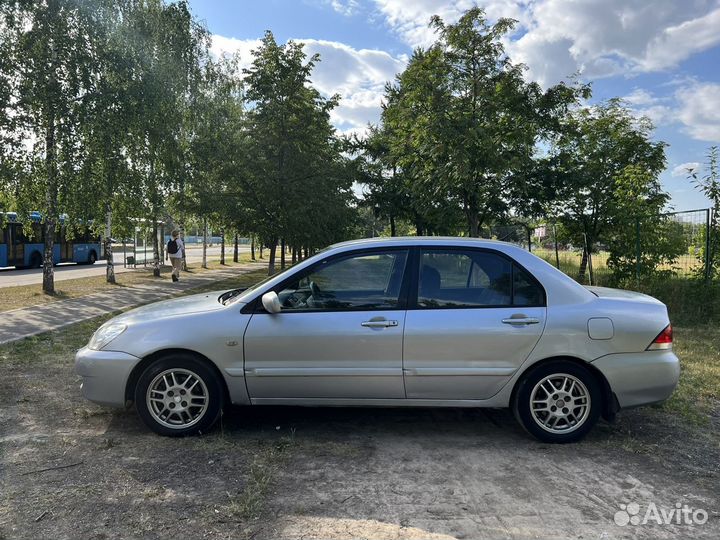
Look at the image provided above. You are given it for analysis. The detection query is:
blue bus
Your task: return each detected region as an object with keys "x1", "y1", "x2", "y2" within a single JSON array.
[{"x1": 0, "y1": 212, "x2": 103, "y2": 269}]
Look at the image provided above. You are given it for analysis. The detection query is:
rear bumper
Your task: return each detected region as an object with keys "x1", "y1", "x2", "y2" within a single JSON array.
[
  {"x1": 75, "y1": 347, "x2": 141, "y2": 407},
  {"x1": 592, "y1": 350, "x2": 680, "y2": 408}
]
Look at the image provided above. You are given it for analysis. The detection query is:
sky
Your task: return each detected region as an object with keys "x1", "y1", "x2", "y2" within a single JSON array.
[{"x1": 187, "y1": 0, "x2": 720, "y2": 211}]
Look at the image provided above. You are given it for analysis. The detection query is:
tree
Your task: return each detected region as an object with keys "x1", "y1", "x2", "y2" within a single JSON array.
[
  {"x1": 0, "y1": 0, "x2": 106, "y2": 293},
  {"x1": 374, "y1": 8, "x2": 587, "y2": 238},
  {"x1": 243, "y1": 32, "x2": 354, "y2": 274},
  {"x1": 544, "y1": 100, "x2": 668, "y2": 279},
  {"x1": 178, "y1": 54, "x2": 246, "y2": 270},
  {"x1": 605, "y1": 165, "x2": 684, "y2": 283},
  {"x1": 125, "y1": 0, "x2": 209, "y2": 277},
  {"x1": 689, "y1": 146, "x2": 720, "y2": 281}
]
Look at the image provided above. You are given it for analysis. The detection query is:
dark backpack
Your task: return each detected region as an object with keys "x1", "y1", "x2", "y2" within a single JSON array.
[{"x1": 167, "y1": 239, "x2": 179, "y2": 255}]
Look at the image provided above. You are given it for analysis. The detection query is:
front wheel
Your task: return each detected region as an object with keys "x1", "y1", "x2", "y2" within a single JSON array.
[
  {"x1": 134, "y1": 354, "x2": 224, "y2": 436},
  {"x1": 512, "y1": 360, "x2": 602, "y2": 443}
]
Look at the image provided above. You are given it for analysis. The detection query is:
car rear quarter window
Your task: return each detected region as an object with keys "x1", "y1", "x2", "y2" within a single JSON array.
[{"x1": 513, "y1": 264, "x2": 544, "y2": 306}]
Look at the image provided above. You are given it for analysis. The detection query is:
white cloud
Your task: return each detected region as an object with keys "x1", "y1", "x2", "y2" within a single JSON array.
[
  {"x1": 211, "y1": 34, "x2": 407, "y2": 134},
  {"x1": 327, "y1": 0, "x2": 360, "y2": 16},
  {"x1": 676, "y1": 82, "x2": 720, "y2": 142},
  {"x1": 372, "y1": 0, "x2": 524, "y2": 48},
  {"x1": 210, "y1": 35, "x2": 261, "y2": 66},
  {"x1": 644, "y1": 7, "x2": 720, "y2": 71},
  {"x1": 622, "y1": 88, "x2": 672, "y2": 126},
  {"x1": 371, "y1": 1, "x2": 720, "y2": 87},
  {"x1": 671, "y1": 162, "x2": 700, "y2": 177}
]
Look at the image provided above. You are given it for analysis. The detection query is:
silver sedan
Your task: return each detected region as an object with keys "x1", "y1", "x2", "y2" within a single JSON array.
[{"x1": 75, "y1": 237, "x2": 679, "y2": 443}]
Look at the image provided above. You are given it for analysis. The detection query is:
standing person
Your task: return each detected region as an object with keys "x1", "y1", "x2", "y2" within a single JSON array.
[{"x1": 166, "y1": 229, "x2": 185, "y2": 282}]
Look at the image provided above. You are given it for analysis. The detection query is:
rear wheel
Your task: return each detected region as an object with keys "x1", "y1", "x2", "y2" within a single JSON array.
[
  {"x1": 513, "y1": 360, "x2": 601, "y2": 443},
  {"x1": 134, "y1": 354, "x2": 223, "y2": 436},
  {"x1": 88, "y1": 250, "x2": 97, "y2": 265}
]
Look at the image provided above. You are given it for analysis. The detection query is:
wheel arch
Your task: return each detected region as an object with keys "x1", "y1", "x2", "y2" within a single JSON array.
[
  {"x1": 124, "y1": 348, "x2": 230, "y2": 406},
  {"x1": 510, "y1": 356, "x2": 619, "y2": 422}
]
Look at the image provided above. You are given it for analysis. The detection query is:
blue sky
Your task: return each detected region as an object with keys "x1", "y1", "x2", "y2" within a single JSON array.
[{"x1": 188, "y1": 0, "x2": 720, "y2": 211}]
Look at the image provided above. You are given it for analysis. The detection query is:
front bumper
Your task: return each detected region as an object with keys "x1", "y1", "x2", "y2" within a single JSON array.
[
  {"x1": 75, "y1": 346, "x2": 141, "y2": 407},
  {"x1": 592, "y1": 350, "x2": 680, "y2": 408}
]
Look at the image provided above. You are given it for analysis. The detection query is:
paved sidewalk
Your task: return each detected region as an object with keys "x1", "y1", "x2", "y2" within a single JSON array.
[{"x1": 0, "y1": 263, "x2": 265, "y2": 345}]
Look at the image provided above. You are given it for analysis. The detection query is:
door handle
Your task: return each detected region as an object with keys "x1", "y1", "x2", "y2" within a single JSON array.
[
  {"x1": 502, "y1": 317, "x2": 540, "y2": 326},
  {"x1": 361, "y1": 319, "x2": 399, "y2": 328}
]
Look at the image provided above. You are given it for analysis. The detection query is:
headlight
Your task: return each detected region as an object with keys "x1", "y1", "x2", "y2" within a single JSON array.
[{"x1": 88, "y1": 323, "x2": 127, "y2": 351}]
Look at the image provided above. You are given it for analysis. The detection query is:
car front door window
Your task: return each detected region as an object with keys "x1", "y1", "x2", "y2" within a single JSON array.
[{"x1": 277, "y1": 251, "x2": 408, "y2": 311}]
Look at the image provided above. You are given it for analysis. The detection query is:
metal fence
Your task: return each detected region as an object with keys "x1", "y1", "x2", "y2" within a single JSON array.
[{"x1": 480, "y1": 209, "x2": 714, "y2": 286}]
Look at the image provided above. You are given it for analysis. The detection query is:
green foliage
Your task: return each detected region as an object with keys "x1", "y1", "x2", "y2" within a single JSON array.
[
  {"x1": 370, "y1": 8, "x2": 588, "y2": 237},
  {"x1": 540, "y1": 100, "x2": 668, "y2": 280},
  {"x1": 242, "y1": 32, "x2": 356, "y2": 272},
  {"x1": 689, "y1": 146, "x2": 720, "y2": 280},
  {"x1": 605, "y1": 166, "x2": 684, "y2": 282}
]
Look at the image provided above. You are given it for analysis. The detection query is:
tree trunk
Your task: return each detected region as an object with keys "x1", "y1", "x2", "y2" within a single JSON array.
[
  {"x1": 233, "y1": 233, "x2": 239, "y2": 263},
  {"x1": 292, "y1": 246, "x2": 297, "y2": 264},
  {"x1": 42, "y1": 108, "x2": 57, "y2": 295},
  {"x1": 202, "y1": 216, "x2": 208, "y2": 269},
  {"x1": 259, "y1": 242, "x2": 263, "y2": 259},
  {"x1": 180, "y1": 224, "x2": 188, "y2": 271},
  {"x1": 267, "y1": 238, "x2": 277, "y2": 275},
  {"x1": 152, "y1": 219, "x2": 160, "y2": 277},
  {"x1": 578, "y1": 248, "x2": 587, "y2": 278},
  {"x1": 280, "y1": 238, "x2": 286, "y2": 269},
  {"x1": 390, "y1": 216, "x2": 396, "y2": 237},
  {"x1": 105, "y1": 205, "x2": 115, "y2": 284},
  {"x1": 220, "y1": 229, "x2": 226, "y2": 265},
  {"x1": 250, "y1": 235, "x2": 256, "y2": 260},
  {"x1": 467, "y1": 212, "x2": 480, "y2": 238}
]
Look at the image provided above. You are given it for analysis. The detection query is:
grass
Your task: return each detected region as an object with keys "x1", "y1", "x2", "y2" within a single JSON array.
[
  {"x1": 222, "y1": 437, "x2": 295, "y2": 521},
  {"x1": 0, "y1": 254, "x2": 261, "y2": 313},
  {"x1": 661, "y1": 325, "x2": 720, "y2": 423}
]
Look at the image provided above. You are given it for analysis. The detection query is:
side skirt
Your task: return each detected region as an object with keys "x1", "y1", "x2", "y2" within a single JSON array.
[{"x1": 249, "y1": 397, "x2": 510, "y2": 408}]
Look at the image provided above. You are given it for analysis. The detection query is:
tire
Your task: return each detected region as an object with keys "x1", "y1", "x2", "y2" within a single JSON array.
[
  {"x1": 88, "y1": 250, "x2": 97, "y2": 265},
  {"x1": 134, "y1": 353, "x2": 224, "y2": 437},
  {"x1": 512, "y1": 360, "x2": 602, "y2": 443}
]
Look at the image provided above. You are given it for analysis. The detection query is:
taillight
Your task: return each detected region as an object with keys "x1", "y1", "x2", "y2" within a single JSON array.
[{"x1": 647, "y1": 324, "x2": 672, "y2": 350}]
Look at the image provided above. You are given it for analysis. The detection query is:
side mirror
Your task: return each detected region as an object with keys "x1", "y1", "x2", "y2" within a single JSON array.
[{"x1": 261, "y1": 291, "x2": 282, "y2": 314}]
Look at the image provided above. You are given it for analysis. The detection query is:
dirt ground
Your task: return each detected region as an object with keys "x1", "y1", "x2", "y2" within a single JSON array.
[{"x1": 1, "y1": 325, "x2": 719, "y2": 539}]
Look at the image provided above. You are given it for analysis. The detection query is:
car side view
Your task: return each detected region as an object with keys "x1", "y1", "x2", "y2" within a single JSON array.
[{"x1": 75, "y1": 237, "x2": 680, "y2": 443}]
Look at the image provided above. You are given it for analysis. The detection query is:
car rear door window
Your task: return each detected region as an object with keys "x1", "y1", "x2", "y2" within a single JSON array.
[
  {"x1": 418, "y1": 250, "x2": 512, "y2": 308},
  {"x1": 417, "y1": 249, "x2": 544, "y2": 308}
]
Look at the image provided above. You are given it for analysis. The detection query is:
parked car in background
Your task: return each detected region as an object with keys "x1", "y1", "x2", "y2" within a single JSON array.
[{"x1": 76, "y1": 237, "x2": 679, "y2": 443}]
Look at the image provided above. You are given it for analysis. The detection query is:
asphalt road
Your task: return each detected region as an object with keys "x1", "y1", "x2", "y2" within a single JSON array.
[{"x1": 0, "y1": 245, "x2": 251, "y2": 288}]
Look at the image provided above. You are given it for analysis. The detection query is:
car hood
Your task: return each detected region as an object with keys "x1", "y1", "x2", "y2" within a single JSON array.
[{"x1": 112, "y1": 291, "x2": 229, "y2": 324}]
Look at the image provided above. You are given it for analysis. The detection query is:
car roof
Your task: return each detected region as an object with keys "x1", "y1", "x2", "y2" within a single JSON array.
[{"x1": 330, "y1": 236, "x2": 513, "y2": 249}]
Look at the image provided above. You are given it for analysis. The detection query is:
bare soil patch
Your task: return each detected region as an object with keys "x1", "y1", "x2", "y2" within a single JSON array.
[{"x1": 0, "y1": 321, "x2": 718, "y2": 539}]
